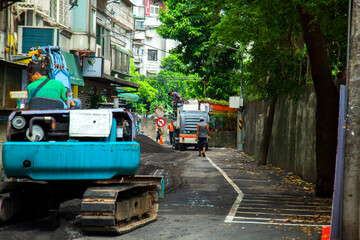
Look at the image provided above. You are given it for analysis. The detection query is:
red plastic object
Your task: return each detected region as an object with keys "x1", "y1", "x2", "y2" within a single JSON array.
[{"x1": 321, "y1": 226, "x2": 330, "y2": 240}]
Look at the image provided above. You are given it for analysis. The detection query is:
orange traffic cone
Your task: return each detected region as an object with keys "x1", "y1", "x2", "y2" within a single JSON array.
[
  {"x1": 148, "y1": 134, "x2": 151, "y2": 139},
  {"x1": 159, "y1": 135, "x2": 163, "y2": 145}
]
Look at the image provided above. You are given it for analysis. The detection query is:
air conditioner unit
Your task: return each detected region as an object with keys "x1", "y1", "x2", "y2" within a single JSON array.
[
  {"x1": 18, "y1": 26, "x2": 59, "y2": 54},
  {"x1": 133, "y1": 57, "x2": 142, "y2": 63},
  {"x1": 145, "y1": 29, "x2": 155, "y2": 38},
  {"x1": 96, "y1": 44, "x2": 102, "y2": 57}
]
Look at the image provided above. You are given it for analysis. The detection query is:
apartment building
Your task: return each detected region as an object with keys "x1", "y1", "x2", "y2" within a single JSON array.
[
  {"x1": 0, "y1": 0, "x2": 138, "y2": 111},
  {"x1": 132, "y1": 0, "x2": 178, "y2": 77}
]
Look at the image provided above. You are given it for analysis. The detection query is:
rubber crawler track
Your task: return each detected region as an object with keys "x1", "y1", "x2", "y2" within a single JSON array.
[{"x1": 80, "y1": 182, "x2": 159, "y2": 235}]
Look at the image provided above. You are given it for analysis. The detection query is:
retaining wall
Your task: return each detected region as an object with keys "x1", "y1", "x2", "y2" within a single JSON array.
[
  {"x1": 242, "y1": 85, "x2": 317, "y2": 183},
  {"x1": 139, "y1": 118, "x2": 236, "y2": 148}
]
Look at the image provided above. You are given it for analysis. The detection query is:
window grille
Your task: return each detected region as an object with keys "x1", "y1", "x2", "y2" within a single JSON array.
[
  {"x1": 50, "y1": 0, "x2": 69, "y2": 26},
  {"x1": 148, "y1": 50, "x2": 158, "y2": 61},
  {"x1": 135, "y1": 20, "x2": 145, "y2": 30},
  {"x1": 150, "y1": 4, "x2": 159, "y2": 15}
]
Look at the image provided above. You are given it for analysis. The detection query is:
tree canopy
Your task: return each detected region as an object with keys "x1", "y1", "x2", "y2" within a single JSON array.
[
  {"x1": 158, "y1": 0, "x2": 242, "y2": 100},
  {"x1": 127, "y1": 56, "x2": 199, "y2": 116}
]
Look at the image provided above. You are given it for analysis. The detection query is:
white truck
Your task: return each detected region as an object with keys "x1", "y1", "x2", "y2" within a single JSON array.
[{"x1": 173, "y1": 99, "x2": 210, "y2": 151}]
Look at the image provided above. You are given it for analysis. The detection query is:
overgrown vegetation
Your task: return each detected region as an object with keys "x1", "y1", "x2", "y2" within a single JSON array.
[{"x1": 126, "y1": 57, "x2": 199, "y2": 116}]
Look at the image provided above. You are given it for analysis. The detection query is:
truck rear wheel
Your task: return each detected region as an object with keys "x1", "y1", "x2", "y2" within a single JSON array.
[
  {"x1": 179, "y1": 144, "x2": 186, "y2": 151},
  {"x1": 174, "y1": 141, "x2": 180, "y2": 150}
]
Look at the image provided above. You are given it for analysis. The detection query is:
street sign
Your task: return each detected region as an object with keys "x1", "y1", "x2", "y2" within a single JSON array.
[
  {"x1": 229, "y1": 96, "x2": 243, "y2": 108},
  {"x1": 156, "y1": 118, "x2": 166, "y2": 127}
]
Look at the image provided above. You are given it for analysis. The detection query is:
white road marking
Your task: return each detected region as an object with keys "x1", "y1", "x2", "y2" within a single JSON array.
[
  {"x1": 228, "y1": 179, "x2": 269, "y2": 182},
  {"x1": 205, "y1": 156, "x2": 331, "y2": 227},
  {"x1": 152, "y1": 169, "x2": 165, "y2": 176},
  {"x1": 225, "y1": 195, "x2": 244, "y2": 223},
  {"x1": 234, "y1": 212, "x2": 317, "y2": 217},
  {"x1": 240, "y1": 204, "x2": 331, "y2": 209},
  {"x1": 152, "y1": 169, "x2": 167, "y2": 186},
  {"x1": 241, "y1": 198, "x2": 328, "y2": 205},
  {"x1": 169, "y1": 203, "x2": 214, "y2": 208},
  {"x1": 229, "y1": 220, "x2": 329, "y2": 227},
  {"x1": 205, "y1": 156, "x2": 244, "y2": 223},
  {"x1": 233, "y1": 216, "x2": 326, "y2": 224},
  {"x1": 236, "y1": 206, "x2": 331, "y2": 212}
]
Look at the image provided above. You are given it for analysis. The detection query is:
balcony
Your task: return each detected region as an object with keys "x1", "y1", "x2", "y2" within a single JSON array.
[{"x1": 134, "y1": 56, "x2": 142, "y2": 63}]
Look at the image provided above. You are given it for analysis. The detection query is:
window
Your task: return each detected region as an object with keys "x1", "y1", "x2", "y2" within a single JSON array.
[
  {"x1": 150, "y1": 4, "x2": 160, "y2": 15},
  {"x1": 96, "y1": 25, "x2": 110, "y2": 59},
  {"x1": 135, "y1": 20, "x2": 145, "y2": 30},
  {"x1": 148, "y1": 50, "x2": 158, "y2": 61},
  {"x1": 134, "y1": 6, "x2": 145, "y2": 18},
  {"x1": 50, "y1": 0, "x2": 57, "y2": 20},
  {"x1": 134, "y1": 47, "x2": 143, "y2": 63},
  {"x1": 134, "y1": 47, "x2": 143, "y2": 55},
  {"x1": 50, "y1": 0, "x2": 69, "y2": 26},
  {"x1": 111, "y1": 47, "x2": 130, "y2": 75},
  {"x1": 90, "y1": 9, "x2": 96, "y2": 34}
]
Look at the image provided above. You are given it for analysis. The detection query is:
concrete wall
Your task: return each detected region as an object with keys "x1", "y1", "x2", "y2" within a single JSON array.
[
  {"x1": 139, "y1": 118, "x2": 236, "y2": 148},
  {"x1": 208, "y1": 131, "x2": 236, "y2": 148},
  {"x1": 243, "y1": 86, "x2": 317, "y2": 183},
  {"x1": 138, "y1": 118, "x2": 172, "y2": 142}
]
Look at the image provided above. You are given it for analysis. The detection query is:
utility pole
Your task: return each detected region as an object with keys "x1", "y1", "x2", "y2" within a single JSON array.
[
  {"x1": 342, "y1": 0, "x2": 360, "y2": 239},
  {"x1": 217, "y1": 43, "x2": 244, "y2": 150}
]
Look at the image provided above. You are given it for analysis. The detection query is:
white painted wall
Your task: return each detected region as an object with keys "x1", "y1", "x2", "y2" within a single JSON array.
[{"x1": 133, "y1": 4, "x2": 179, "y2": 77}]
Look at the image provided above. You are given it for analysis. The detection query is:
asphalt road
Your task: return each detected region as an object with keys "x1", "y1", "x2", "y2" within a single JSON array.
[{"x1": 0, "y1": 147, "x2": 331, "y2": 240}]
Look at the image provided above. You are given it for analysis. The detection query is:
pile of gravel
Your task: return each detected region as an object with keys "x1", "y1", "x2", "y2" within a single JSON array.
[{"x1": 134, "y1": 135, "x2": 174, "y2": 153}]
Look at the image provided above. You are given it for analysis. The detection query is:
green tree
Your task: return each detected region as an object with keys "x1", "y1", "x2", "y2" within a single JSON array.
[
  {"x1": 127, "y1": 56, "x2": 200, "y2": 115},
  {"x1": 151, "y1": 54, "x2": 201, "y2": 115},
  {"x1": 158, "y1": 0, "x2": 241, "y2": 100},
  {"x1": 127, "y1": 60, "x2": 159, "y2": 115}
]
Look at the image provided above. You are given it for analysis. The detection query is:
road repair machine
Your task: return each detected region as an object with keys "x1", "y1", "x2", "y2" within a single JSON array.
[
  {"x1": 173, "y1": 99, "x2": 210, "y2": 151},
  {"x1": 0, "y1": 46, "x2": 163, "y2": 234}
]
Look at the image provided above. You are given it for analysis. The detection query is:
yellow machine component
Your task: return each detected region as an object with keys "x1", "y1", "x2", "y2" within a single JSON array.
[
  {"x1": 28, "y1": 49, "x2": 42, "y2": 58},
  {"x1": 13, "y1": 49, "x2": 44, "y2": 64},
  {"x1": 5, "y1": 34, "x2": 17, "y2": 55},
  {"x1": 72, "y1": 85, "x2": 79, "y2": 98}
]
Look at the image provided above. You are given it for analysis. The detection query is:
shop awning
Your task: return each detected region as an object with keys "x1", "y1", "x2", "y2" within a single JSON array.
[
  {"x1": 84, "y1": 73, "x2": 140, "y2": 90},
  {"x1": 61, "y1": 51, "x2": 85, "y2": 86},
  {"x1": 115, "y1": 45, "x2": 133, "y2": 56},
  {"x1": 118, "y1": 93, "x2": 139, "y2": 101}
]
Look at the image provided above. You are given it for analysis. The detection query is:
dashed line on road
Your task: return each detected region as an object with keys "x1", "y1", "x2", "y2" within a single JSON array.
[{"x1": 205, "y1": 156, "x2": 244, "y2": 223}]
